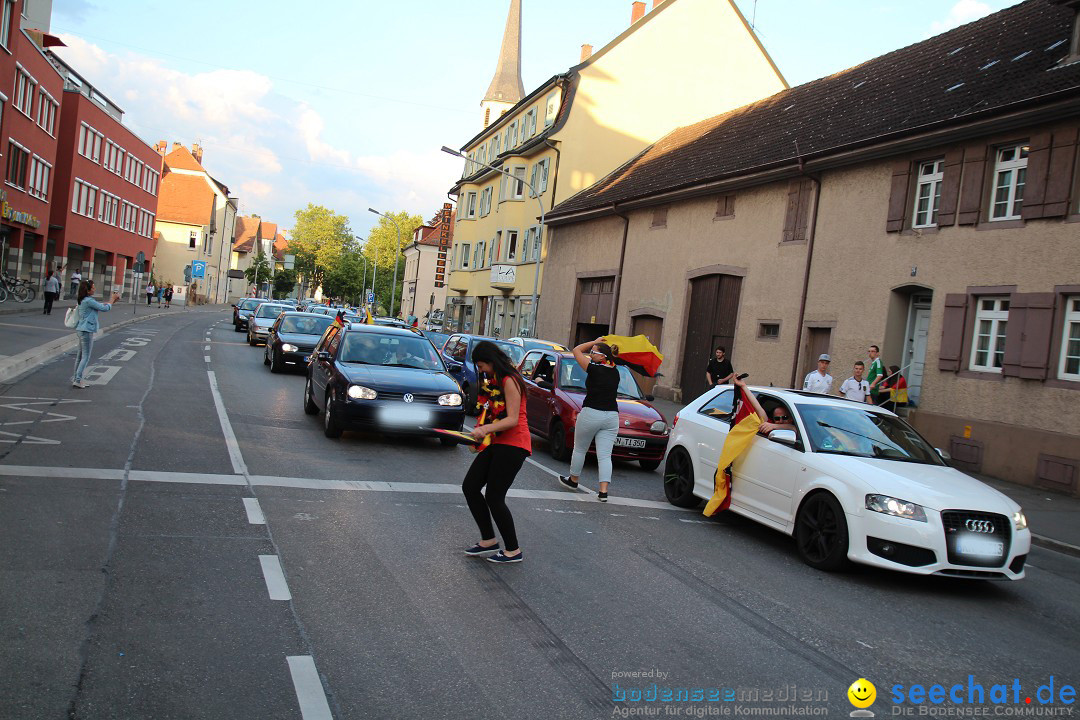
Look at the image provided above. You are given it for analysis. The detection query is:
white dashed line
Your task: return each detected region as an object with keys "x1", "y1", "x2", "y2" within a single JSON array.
[
  {"x1": 259, "y1": 555, "x2": 291, "y2": 600},
  {"x1": 206, "y1": 371, "x2": 249, "y2": 476},
  {"x1": 204, "y1": 345, "x2": 211, "y2": 350},
  {"x1": 286, "y1": 656, "x2": 333, "y2": 720},
  {"x1": 204, "y1": 355, "x2": 211, "y2": 363},
  {"x1": 243, "y1": 497, "x2": 265, "y2": 524}
]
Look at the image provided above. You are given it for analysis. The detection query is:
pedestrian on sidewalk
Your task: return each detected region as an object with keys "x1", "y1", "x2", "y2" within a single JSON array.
[
  {"x1": 42, "y1": 270, "x2": 61, "y2": 315},
  {"x1": 145, "y1": 280, "x2": 155, "y2": 306},
  {"x1": 558, "y1": 338, "x2": 621, "y2": 502},
  {"x1": 72, "y1": 279, "x2": 119, "y2": 389},
  {"x1": 879, "y1": 365, "x2": 908, "y2": 413},
  {"x1": 68, "y1": 268, "x2": 82, "y2": 300},
  {"x1": 706, "y1": 346, "x2": 735, "y2": 387},
  {"x1": 164, "y1": 284, "x2": 173, "y2": 308},
  {"x1": 803, "y1": 354, "x2": 834, "y2": 394},
  {"x1": 838, "y1": 360, "x2": 871, "y2": 403},
  {"x1": 866, "y1": 344, "x2": 886, "y2": 406},
  {"x1": 462, "y1": 341, "x2": 531, "y2": 564}
]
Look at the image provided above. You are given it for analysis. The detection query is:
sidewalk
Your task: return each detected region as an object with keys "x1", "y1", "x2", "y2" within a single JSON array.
[
  {"x1": 0, "y1": 300, "x2": 229, "y2": 383},
  {"x1": 646, "y1": 395, "x2": 1080, "y2": 557}
]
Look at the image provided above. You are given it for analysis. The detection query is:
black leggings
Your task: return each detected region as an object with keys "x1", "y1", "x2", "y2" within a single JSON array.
[{"x1": 462, "y1": 444, "x2": 529, "y2": 552}]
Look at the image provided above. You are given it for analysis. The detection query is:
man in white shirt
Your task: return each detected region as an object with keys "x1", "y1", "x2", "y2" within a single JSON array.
[
  {"x1": 69, "y1": 268, "x2": 82, "y2": 299},
  {"x1": 839, "y1": 361, "x2": 871, "y2": 402},
  {"x1": 803, "y1": 354, "x2": 833, "y2": 394}
]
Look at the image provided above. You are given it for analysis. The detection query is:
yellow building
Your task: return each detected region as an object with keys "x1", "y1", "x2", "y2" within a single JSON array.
[{"x1": 445, "y1": 0, "x2": 787, "y2": 338}]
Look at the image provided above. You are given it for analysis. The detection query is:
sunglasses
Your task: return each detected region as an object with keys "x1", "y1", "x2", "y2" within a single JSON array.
[{"x1": 772, "y1": 414, "x2": 790, "y2": 422}]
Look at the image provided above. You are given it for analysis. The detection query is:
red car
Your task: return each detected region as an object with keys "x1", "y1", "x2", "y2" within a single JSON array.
[{"x1": 518, "y1": 350, "x2": 669, "y2": 471}]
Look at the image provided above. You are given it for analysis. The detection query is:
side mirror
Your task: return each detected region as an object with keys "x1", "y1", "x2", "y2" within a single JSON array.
[
  {"x1": 317, "y1": 351, "x2": 331, "y2": 362},
  {"x1": 645, "y1": 395, "x2": 655, "y2": 402},
  {"x1": 537, "y1": 379, "x2": 554, "y2": 391},
  {"x1": 768, "y1": 429, "x2": 798, "y2": 447},
  {"x1": 447, "y1": 363, "x2": 463, "y2": 373},
  {"x1": 936, "y1": 447, "x2": 951, "y2": 461}
]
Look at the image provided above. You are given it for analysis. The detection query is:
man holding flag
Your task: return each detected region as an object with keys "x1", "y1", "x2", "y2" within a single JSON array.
[{"x1": 703, "y1": 376, "x2": 769, "y2": 516}]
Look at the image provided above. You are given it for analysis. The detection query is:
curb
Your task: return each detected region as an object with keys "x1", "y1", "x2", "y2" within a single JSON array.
[{"x1": 1031, "y1": 534, "x2": 1080, "y2": 559}]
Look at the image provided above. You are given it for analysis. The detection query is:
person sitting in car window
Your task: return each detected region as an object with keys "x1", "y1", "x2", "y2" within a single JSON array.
[{"x1": 533, "y1": 356, "x2": 553, "y2": 384}]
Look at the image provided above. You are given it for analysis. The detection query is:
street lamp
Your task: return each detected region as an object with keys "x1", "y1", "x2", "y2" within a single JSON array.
[
  {"x1": 354, "y1": 235, "x2": 368, "y2": 305},
  {"x1": 368, "y1": 207, "x2": 402, "y2": 319},
  {"x1": 440, "y1": 145, "x2": 545, "y2": 337}
]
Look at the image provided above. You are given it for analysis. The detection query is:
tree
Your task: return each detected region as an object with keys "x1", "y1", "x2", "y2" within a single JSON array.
[
  {"x1": 362, "y1": 210, "x2": 423, "y2": 317},
  {"x1": 273, "y1": 268, "x2": 297, "y2": 299},
  {"x1": 289, "y1": 204, "x2": 353, "y2": 294},
  {"x1": 244, "y1": 251, "x2": 271, "y2": 292},
  {"x1": 320, "y1": 247, "x2": 365, "y2": 304}
]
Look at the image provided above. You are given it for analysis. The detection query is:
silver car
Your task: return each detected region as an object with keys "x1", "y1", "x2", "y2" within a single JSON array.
[{"x1": 247, "y1": 303, "x2": 292, "y2": 346}]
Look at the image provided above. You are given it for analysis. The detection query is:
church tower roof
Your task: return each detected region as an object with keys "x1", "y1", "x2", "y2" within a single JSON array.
[{"x1": 483, "y1": 0, "x2": 525, "y2": 104}]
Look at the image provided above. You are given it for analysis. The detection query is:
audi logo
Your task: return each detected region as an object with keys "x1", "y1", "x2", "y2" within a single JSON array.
[
  {"x1": 403, "y1": 394, "x2": 415, "y2": 404},
  {"x1": 965, "y1": 519, "x2": 995, "y2": 534}
]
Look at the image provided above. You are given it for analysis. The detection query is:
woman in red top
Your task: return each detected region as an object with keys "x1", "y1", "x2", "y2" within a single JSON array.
[{"x1": 462, "y1": 341, "x2": 532, "y2": 564}]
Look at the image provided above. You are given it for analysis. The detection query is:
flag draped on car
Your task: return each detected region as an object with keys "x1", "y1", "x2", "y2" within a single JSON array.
[
  {"x1": 364, "y1": 308, "x2": 375, "y2": 325},
  {"x1": 601, "y1": 334, "x2": 664, "y2": 377},
  {"x1": 703, "y1": 383, "x2": 762, "y2": 516}
]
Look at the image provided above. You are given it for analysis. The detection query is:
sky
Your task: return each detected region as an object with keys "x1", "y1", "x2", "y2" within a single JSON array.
[{"x1": 48, "y1": 0, "x2": 1020, "y2": 239}]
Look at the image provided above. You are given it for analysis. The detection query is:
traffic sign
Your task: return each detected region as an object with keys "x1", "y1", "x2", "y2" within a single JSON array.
[
  {"x1": 192, "y1": 260, "x2": 206, "y2": 278},
  {"x1": 367, "y1": 290, "x2": 375, "y2": 304}
]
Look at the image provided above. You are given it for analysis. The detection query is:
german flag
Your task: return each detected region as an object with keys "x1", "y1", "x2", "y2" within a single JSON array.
[
  {"x1": 703, "y1": 383, "x2": 762, "y2": 516},
  {"x1": 602, "y1": 334, "x2": 664, "y2": 377},
  {"x1": 364, "y1": 307, "x2": 375, "y2": 325}
]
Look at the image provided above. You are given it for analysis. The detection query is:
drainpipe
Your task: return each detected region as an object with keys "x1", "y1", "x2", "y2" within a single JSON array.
[
  {"x1": 609, "y1": 205, "x2": 630, "y2": 334},
  {"x1": 789, "y1": 157, "x2": 823, "y2": 389}
]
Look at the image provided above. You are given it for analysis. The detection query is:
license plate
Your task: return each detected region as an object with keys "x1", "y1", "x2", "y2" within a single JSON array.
[
  {"x1": 379, "y1": 406, "x2": 432, "y2": 426},
  {"x1": 614, "y1": 437, "x2": 646, "y2": 449},
  {"x1": 956, "y1": 537, "x2": 1004, "y2": 557}
]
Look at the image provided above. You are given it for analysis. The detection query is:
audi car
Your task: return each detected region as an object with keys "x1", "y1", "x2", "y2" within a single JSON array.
[
  {"x1": 662, "y1": 386, "x2": 1030, "y2": 579},
  {"x1": 264, "y1": 312, "x2": 337, "y2": 372},
  {"x1": 303, "y1": 323, "x2": 465, "y2": 441}
]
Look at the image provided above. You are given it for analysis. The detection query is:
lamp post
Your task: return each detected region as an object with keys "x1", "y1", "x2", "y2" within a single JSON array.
[
  {"x1": 368, "y1": 208, "x2": 402, "y2": 319},
  {"x1": 440, "y1": 145, "x2": 545, "y2": 337},
  {"x1": 354, "y1": 236, "x2": 367, "y2": 306}
]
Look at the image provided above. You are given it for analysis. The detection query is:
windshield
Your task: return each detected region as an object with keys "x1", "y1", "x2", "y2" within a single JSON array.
[
  {"x1": 239, "y1": 299, "x2": 261, "y2": 310},
  {"x1": 522, "y1": 339, "x2": 567, "y2": 352},
  {"x1": 425, "y1": 332, "x2": 450, "y2": 351},
  {"x1": 495, "y1": 341, "x2": 525, "y2": 366},
  {"x1": 796, "y1": 405, "x2": 944, "y2": 465},
  {"x1": 255, "y1": 304, "x2": 289, "y2": 319},
  {"x1": 339, "y1": 333, "x2": 444, "y2": 371},
  {"x1": 280, "y1": 315, "x2": 334, "y2": 335},
  {"x1": 557, "y1": 359, "x2": 643, "y2": 399}
]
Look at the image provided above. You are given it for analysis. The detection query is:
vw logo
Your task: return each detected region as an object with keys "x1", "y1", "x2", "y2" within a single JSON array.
[
  {"x1": 965, "y1": 519, "x2": 995, "y2": 533},
  {"x1": 624, "y1": 420, "x2": 631, "y2": 427},
  {"x1": 403, "y1": 393, "x2": 414, "y2": 404}
]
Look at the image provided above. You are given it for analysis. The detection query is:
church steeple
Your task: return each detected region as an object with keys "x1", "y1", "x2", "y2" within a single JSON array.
[{"x1": 481, "y1": 0, "x2": 525, "y2": 128}]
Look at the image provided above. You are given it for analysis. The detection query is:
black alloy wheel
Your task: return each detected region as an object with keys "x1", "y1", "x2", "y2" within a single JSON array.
[
  {"x1": 270, "y1": 347, "x2": 284, "y2": 373},
  {"x1": 548, "y1": 420, "x2": 571, "y2": 462},
  {"x1": 263, "y1": 345, "x2": 271, "y2": 365},
  {"x1": 303, "y1": 376, "x2": 319, "y2": 415},
  {"x1": 234, "y1": 321, "x2": 241, "y2": 333},
  {"x1": 663, "y1": 448, "x2": 700, "y2": 508},
  {"x1": 323, "y1": 389, "x2": 343, "y2": 438},
  {"x1": 639, "y1": 458, "x2": 661, "y2": 472},
  {"x1": 794, "y1": 492, "x2": 850, "y2": 571}
]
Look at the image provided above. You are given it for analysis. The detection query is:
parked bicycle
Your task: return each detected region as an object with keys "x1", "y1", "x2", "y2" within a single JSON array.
[{"x1": 1, "y1": 270, "x2": 35, "y2": 303}]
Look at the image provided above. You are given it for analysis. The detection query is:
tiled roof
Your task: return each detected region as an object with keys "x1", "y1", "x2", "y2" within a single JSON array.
[
  {"x1": 157, "y1": 172, "x2": 213, "y2": 226},
  {"x1": 163, "y1": 146, "x2": 205, "y2": 173},
  {"x1": 260, "y1": 221, "x2": 278, "y2": 241},
  {"x1": 272, "y1": 234, "x2": 288, "y2": 260},
  {"x1": 549, "y1": 0, "x2": 1080, "y2": 219},
  {"x1": 232, "y1": 216, "x2": 260, "y2": 253}
]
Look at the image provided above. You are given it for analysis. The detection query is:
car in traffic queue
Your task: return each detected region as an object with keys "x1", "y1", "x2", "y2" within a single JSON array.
[
  {"x1": 518, "y1": 350, "x2": 669, "y2": 471},
  {"x1": 303, "y1": 323, "x2": 465, "y2": 441},
  {"x1": 263, "y1": 312, "x2": 338, "y2": 373},
  {"x1": 246, "y1": 302, "x2": 293, "y2": 345},
  {"x1": 420, "y1": 330, "x2": 451, "y2": 353},
  {"x1": 662, "y1": 386, "x2": 1031, "y2": 579},
  {"x1": 232, "y1": 297, "x2": 264, "y2": 332},
  {"x1": 507, "y1": 337, "x2": 568, "y2": 353},
  {"x1": 439, "y1": 333, "x2": 526, "y2": 414}
]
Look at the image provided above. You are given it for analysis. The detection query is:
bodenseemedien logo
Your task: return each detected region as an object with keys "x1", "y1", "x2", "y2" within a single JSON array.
[{"x1": 848, "y1": 678, "x2": 877, "y2": 718}]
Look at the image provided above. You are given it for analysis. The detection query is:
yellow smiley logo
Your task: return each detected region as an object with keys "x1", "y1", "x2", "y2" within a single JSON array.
[{"x1": 848, "y1": 679, "x2": 876, "y2": 708}]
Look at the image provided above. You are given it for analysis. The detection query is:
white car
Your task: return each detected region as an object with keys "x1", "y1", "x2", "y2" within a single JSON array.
[{"x1": 663, "y1": 386, "x2": 1030, "y2": 579}]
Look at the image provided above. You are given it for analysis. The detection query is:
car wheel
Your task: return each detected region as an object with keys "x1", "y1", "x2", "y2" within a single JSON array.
[
  {"x1": 233, "y1": 322, "x2": 241, "y2": 333},
  {"x1": 303, "y1": 376, "x2": 318, "y2": 415},
  {"x1": 323, "y1": 390, "x2": 343, "y2": 438},
  {"x1": 270, "y1": 348, "x2": 284, "y2": 373},
  {"x1": 548, "y1": 420, "x2": 571, "y2": 462},
  {"x1": 263, "y1": 346, "x2": 271, "y2": 366},
  {"x1": 248, "y1": 329, "x2": 256, "y2": 346},
  {"x1": 663, "y1": 448, "x2": 700, "y2": 508},
  {"x1": 639, "y1": 458, "x2": 661, "y2": 472},
  {"x1": 794, "y1": 491, "x2": 850, "y2": 571}
]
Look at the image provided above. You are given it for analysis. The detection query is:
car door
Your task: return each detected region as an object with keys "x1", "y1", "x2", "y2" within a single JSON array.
[
  {"x1": 519, "y1": 351, "x2": 547, "y2": 434},
  {"x1": 688, "y1": 388, "x2": 734, "y2": 498},
  {"x1": 731, "y1": 394, "x2": 807, "y2": 529},
  {"x1": 311, "y1": 326, "x2": 341, "y2": 402},
  {"x1": 442, "y1": 336, "x2": 464, "y2": 383}
]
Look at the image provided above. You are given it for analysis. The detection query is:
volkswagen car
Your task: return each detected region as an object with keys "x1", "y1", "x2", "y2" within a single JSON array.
[
  {"x1": 232, "y1": 297, "x2": 263, "y2": 332},
  {"x1": 662, "y1": 386, "x2": 1030, "y2": 579},
  {"x1": 439, "y1": 334, "x2": 526, "y2": 414},
  {"x1": 264, "y1": 312, "x2": 337, "y2": 372},
  {"x1": 303, "y1": 324, "x2": 465, "y2": 441},
  {"x1": 247, "y1": 302, "x2": 292, "y2": 345}
]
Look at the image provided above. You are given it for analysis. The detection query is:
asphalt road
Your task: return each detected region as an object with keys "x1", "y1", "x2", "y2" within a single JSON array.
[{"x1": 2, "y1": 310, "x2": 1078, "y2": 719}]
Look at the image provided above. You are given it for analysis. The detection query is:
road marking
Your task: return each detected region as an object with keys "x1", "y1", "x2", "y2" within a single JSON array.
[
  {"x1": 80, "y1": 365, "x2": 122, "y2": 386},
  {"x1": 204, "y1": 355, "x2": 211, "y2": 363},
  {"x1": 207, "y1": 370, "x2": 248, "y2": 476},
  {"x1": 856, "y1": 640, "x2": 875, "y2": 649},
  {"x1": 99, "y1": 348, "x2": 137, "y2": 362},
  {"x1": 243, "y1": 497, "x2": 266, "y2": 524},
  {"x1": 286, "y1": 656, "x2": 333, "y2": 720},
  {"x1": 525, "y1": 456, "x2": 598, "y2": 496},
  {"x1": 259, "y1": 555, "x2": 291, "y2": 600},
  {"x1": 204, "y1": 345, "x2": 210, "y2": 351}
]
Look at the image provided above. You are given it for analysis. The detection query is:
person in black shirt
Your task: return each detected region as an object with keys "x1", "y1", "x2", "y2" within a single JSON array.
[
  {"x1": 706, "y1": 346, "x2": 734, "y2": 387},
  {"x1": 558, "y1": 338, "x2": 621, "y2": 501}
]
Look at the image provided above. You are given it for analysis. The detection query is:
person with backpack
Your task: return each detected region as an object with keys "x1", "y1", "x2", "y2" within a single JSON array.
[{"x1": 70, "y1": 279, "x2": 119, "y2": 389}]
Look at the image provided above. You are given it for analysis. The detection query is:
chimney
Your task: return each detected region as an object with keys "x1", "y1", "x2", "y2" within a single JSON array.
[
  {"x1": 192, "y1": 143, "x2": 203, "y2": 163},
  {"x1": 580, "y1": 43, "x2": 593, "y2": 62},
  {"x1": 171, "y1": 142, "x2": 182, "y2": 153},
  {"x1": 631, "y1": 1, "x2": 646, "y2": 24},
  {"x1": 155, "y1": 140, "x2": 167, "y2": 156}
]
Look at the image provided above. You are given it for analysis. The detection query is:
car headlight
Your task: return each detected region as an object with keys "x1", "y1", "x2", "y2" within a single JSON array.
[
  {"x1": 865, "y1": 494, "x2": 927, "y2": 522},
  {"x1": 438, "y1": 393, "x2": 463, "y2": 406},
  {"x1": 281, "y1": 343, "x2": 298, "y2": 352},
  {"x1": 347, "y1": 384, "x2": 377, "y2": 400},
  {"x1": 1013, "y1": 510, "x2": 1028, "y2": 530},
  {"x1": 650, "y1": 420, "x2": 668, "y2": 434}
]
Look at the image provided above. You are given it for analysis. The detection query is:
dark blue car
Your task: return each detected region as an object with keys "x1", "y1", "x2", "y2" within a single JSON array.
[{"x1": 438, "y1": 333, "x2": 526, "y2": 415}]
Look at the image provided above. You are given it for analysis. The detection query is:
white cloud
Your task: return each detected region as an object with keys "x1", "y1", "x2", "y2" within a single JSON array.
[{"x1": 929, "y1": 0, "x2": 992, "y2": 35}]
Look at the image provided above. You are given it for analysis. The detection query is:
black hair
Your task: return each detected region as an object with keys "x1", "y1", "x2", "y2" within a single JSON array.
[
  {"x1": 853, "y1": 360, "x2": 865, "y2": 367},
  {"x1": 593, "y1": 341, "x2": 617, "y2": 363},
  {"x1": 77, "y1": 279, "x2": 94, "y2": 303},
  {"x1": 715, "y1": 346, "x2": 726, "y2": 353},
  {"x1": 869, "y1": 344, "x2": 880, "y2": 353},
  {"x1": 472, "y1": 340, "x2": 526, "y2": 394},
  {"x1": 889, "y1": 365, "x2": 902, "y2": 375}
]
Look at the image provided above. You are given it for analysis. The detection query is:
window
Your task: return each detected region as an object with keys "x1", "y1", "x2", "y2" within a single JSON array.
[
  {"x1": 758, "y1": 322, "x2": 780, "y2": 340},
  {"x1": 474, "y1": 240, "x2": 485, "y2": 269},
  {"x1": 544, "y1": 91, "x2": 559, "y2": 127},
  {"x1": 71, "y1": 179, "x2": 97, "y2": 217},
  {"x1": 98, "y1": 191, "x2": 119, "y2": 225},
  {"x1": 125, "y1": 153, "x2": 144, "y2": 185},
  {"x1": 1059, "y1": 296, "x2": 1080, "y2": 381},
  {"x1": 507, "y1": 121, "x2": 518, "y2": 149},
  {"x1": 103, "y1": 140, "x2": 122, "y2": 173},
  {"x1": 697, "y1": 389, "x2": 735, "y2": 422},
  {"x1": 464, "y1": 191, "x2": 477, "y2": 219},
  {"x1": 969, "y1": 297, "x2": 1009, "y2": 372},
  {"x1": 0, "y1": 0, "x2": 13, "y2": 49},
  {"x1": 189, "y1": 231, "x2": 197, "y2": 249},
  {"x1": 6, "y1": 140, "x2": 28, "y2": 188},
  {"x1": 508, "y1": 165, "x2": 525, "y2": 200},
  {"x1": 715, "y1": 194, "x2": 735, "y2": 218},
  {"x1": 36, "y1": 91, "x2": 57, "y2": 135},
  {"x1": 479, "y1": 186, "x2": 492, "y2": 217},
  {"x1": 523, "y1": 108, "x2": 537, "y2": 140},
  {"x1": 505, "y1": 230, "x2": 518, "y2": 261},
  {"x1": 142, "y1": 168, "x2": 159, "y2": 195},
  {"x1": 205, "y1": 228, "x2": 213, "y2": 254},
  {"x1": 651, "y1": 206, "x2": 668, "y2": 228},
  {"x1": 460, "y1": 243, "x2": 470, "y2": 269},
  {"x1": 524, "y1": 225, "x2": 542, "y2": 262},
  {"x1": 491, "y1": 135, "x2": 500, "y2": 160},
  {"x1": 13, "y1": 66, "x2": 35, "y2": 116},
  {"x1": 488, "y1": 237, "x2": 496, "y2": 266},
  {"x1": 990, "y1": 144, "x2": 1028, "y2": 221},
  {"x1": 78, "y1": 123, "x2": 103, "y2": 163},
  {"x1": 912, "y1": 159, "x2": 944, "y2": 227},
  {"x1": 529, "y1": 158, "x2": 549, "y2": 197},
  {"x1": 27, "y1": 155, "x2": 49, "y2": 199}
]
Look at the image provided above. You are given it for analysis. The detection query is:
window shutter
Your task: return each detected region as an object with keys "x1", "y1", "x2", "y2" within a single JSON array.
[
  {"x1": 1020, "y1": 132, "x2": 1052, "y2": 220},
  {"x1": 957, "y1": 145, "x2": 988, "y2": 225},
  {"x1": 1043, "y1": 127, "x2": 1079, "y2": 218},
  {"x1": 782, "y1": 180, "x2": 800, "y2": 242},
  {"x1": 1019, "y1": 292, "x2": 1057, "y2": 379},
  {"x1": 1002, "y1": 294, "x2": 1028, "y2": 377},
  {"x1": 725, "y1": 194, "x2": 735, "y2": 216},
  {"x1": 938, "y1": 294, "x2": 968, "y2": 372},
  {"x1": 794, "y1": 180, "x2": 813, "y2": 241},
  {"x1": 885, "y1": 159, "x2": 911, "y2": 232},
  {"x1": 936, "y1": 149, "x2": 964, "y2": 226}
]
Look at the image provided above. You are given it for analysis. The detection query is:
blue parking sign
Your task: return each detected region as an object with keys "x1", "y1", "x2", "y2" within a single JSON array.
[{"x1": 192, "y1": 261, "x2": 206, "y2": 278}]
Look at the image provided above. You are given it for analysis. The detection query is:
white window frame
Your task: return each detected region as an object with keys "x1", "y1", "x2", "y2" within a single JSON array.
[
  {"x1": 491, "y1": 135, "x2": 501, "y2": 159},
  {"x1": 544, "y1": 91, "x2": 559, "y2": 127},
  {"x1": 990, "y1": 144, "x2": 1028, "y2": 221},
  {"x1": 36, "y1": 89, "x2": 57, "y2": 136},
  {"x1": 6, "y1": 138, "x2": 28, "y2": 189},
  {"x1": 27, "y1": 154, "x2": 49, "y2": 199},
  {"x1": 0, "y1": 0, "x2": 14, "y2": 50},
  {"x1": 526, "y1": 225, "x2": 543, "y2": 262},
  {"x1": 460, "y1": 243, "x2": 471, "y2": 269},
  {"x1": 189, "y1": 230, "x2": 197, "y2": 250},
  {"x1": 13, "y1": 65, "x2": 36, "y2": 117},
  {"x1": 465, "y1": 191, "x2": 477, "y2": 219},
  {"x1": 505, "y1": 229, "x2": 519, "y2": 262},
  {"x1": 1059, "y1": 296, "x2": 1080, "y2": 381},
  {"x1": 969, "y1": 296, "x2": 1009, "y2": 373},
  {"x1": 505, "y1": 165, "x2": 525, "y2": 200},
  {"x1": 912, "y1": 158, "x2": 943, "y2": 228},
  {"x1": 523, "y1": 108, "x2": 536, "y2": 140},
  {"x1": 474, "y1": 240, "x2": 485, "y2": 269},
  {"x1": 507, "y1": 120, "x2": 518, "y2": 149}
]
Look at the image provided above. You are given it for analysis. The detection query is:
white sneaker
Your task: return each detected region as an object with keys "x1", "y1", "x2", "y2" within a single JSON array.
[{"x1": 72, "y1": 381, "x2": 86, "y2": 389}]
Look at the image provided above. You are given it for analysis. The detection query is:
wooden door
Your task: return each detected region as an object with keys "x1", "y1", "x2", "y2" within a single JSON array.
[
  {"x1": 680, "y1": 275, "x2": 742, "y2": 402},
  {"x1": 801, "y1": 327, "x2": 832, "y2": 384}
]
